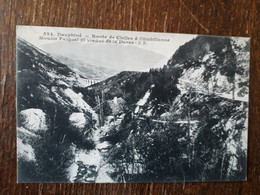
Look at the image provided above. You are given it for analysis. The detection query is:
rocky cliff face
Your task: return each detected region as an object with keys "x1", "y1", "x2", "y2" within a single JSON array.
[
  {"x1": 17, "y1": 38, "x2": 98, "y2": 182},
  {"x1": 98, "y1": 36, "x2": 249, "y2": 182}
]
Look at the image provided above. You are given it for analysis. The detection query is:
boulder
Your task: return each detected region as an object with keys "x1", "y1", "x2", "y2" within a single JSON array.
[
  {"x1": 69, "y1": 112, "x2": 89, "y2": 129},
  {"x1": 19, "y1": 108, "x2": 47, "y2": 132},
  {"x1": 17, "y1": 108, "x2": 48, "y2": 162},
  {"x1": 17, "y1": 138, "x2": 36, "y2": 162}
]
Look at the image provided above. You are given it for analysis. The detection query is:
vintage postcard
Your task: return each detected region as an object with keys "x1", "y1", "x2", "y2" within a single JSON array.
[{"x1": 16, "y1": 26, "x2": 249, "y2": 183}]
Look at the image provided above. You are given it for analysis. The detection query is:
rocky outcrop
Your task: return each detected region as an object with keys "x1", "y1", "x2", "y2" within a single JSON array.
[
  {"x1": 17, "y1": 108, "x2": 48, "y2": 162},
  {"x1": 18, "y1": 108, "x2": 47, "y2": 132}
]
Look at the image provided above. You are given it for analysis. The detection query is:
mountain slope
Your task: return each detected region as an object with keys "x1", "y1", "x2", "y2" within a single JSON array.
[
  {"x1": 17, "y1": 38, "x2": 101, "y2": 182},
  {"x1": 101, "y1": 35, "x2": 249, "y2": 182},
  {"x1": 50, "y1": 54, "x2": 119, "y2": 80},
  {"x1": 40, "y1": 42, "x2": 168, "y2": 72}
]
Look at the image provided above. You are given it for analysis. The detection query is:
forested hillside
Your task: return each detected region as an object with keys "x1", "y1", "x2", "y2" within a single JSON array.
[{"x1": 87, "y1": 35, "x2": 249, "y2": 182}]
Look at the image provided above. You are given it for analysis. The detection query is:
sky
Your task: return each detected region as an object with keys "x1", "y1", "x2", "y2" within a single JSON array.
[{"x1": 17, "y1": 25, "x2": 197, "y2": 72}]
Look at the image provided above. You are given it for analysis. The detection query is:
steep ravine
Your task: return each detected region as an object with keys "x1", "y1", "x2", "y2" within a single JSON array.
[{"x1": 17, "y1": 36, "x2": 249, "y2": 183}]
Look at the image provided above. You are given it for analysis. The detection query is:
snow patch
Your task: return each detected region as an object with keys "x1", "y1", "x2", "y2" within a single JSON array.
[
  {"x1": 227, "y1": 139, "x2": 237, "y2": 154},
  {"x1": 215, "y1": 72, "x2": 229, "y2": 88},
  {"x1": 63, "y1": 88, "x2": 98, "y2": 120},
  {"x1": 145, "y1": 108, "x2": 153, "y2": 117},
  {"x1": 19, "y1": 108, "x2": 47, "y2": 131},
  {"x1": 69, "y1": 112, "x2": 87, "y2": 129},
  {"x1": 96, "y1": 141, "x2": 110, "y2": 150},
  {"x1": 241, "y1": 111, "x2": 248, "y2": 151},
  {"x1": 134, "y1": 106, "x2": 140, "y2": 114},
  {"x1": 160, "y1": 112, "x2": 171, "y2": 120},
  {"x1": 225, "y1": 118, "x2": 233, "y2": 131},
  {"x1": 113, "y1": 97, "x2": 118, "y2": 104},
  {"x1": 177, "y1": 66, "x2": 206, "y2": 95},
  {"x1": 17, "y1": 138, "x2": 35, "y2": 162},
  {"x1": 46, "y1": 71, "x2": 57, "y2": 80},
  {"x1": 135, "y1": 87, "x2": 153, "y2": 114},
  {"x1": 67, "y1": 162, "x2": 79, "y2": 182},
  {"x1": 75, "y1": 149, "x2": 102, "y2": 167},
  {"x1": 137, "y1": 90, "x2": 151, "y2": 106},
  {"x1": 18, "y1": 127, "x2": 37, "y2": 137},
  {"x1": 202, "y1": 51, "x2": 215, "y2": 63},
  {"x1": 56, "y1": 80, "x2": 69, "y2": 87},
  {"x1": 96, "y1": 164, "x2": 115, "y2": 183},
  {"x1": 231, "y1": 37, "x2": 248, "y2": 48}
]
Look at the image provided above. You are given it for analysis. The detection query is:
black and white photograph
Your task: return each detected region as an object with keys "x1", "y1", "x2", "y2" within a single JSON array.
[{"x1": 16, "y1": 26, "x2": 249, "y2": 183}]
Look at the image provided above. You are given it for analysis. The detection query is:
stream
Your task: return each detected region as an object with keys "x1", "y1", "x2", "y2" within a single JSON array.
[{"x1": 67, "y1": 114, "x2": 124, "y2": 183}]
